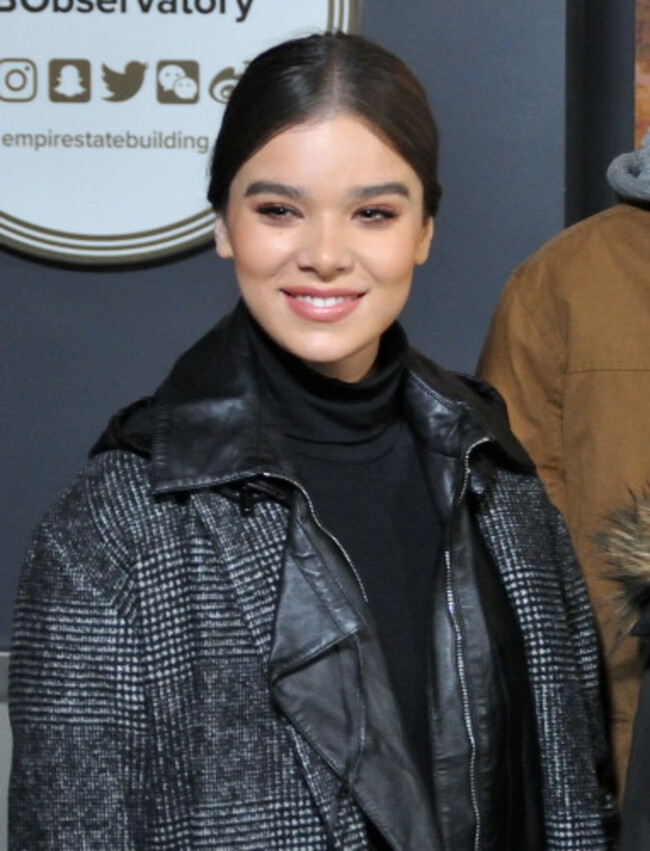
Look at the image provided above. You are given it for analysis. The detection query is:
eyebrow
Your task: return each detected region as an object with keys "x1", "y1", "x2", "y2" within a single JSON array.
[
  {"x1": 244, "y1": 181, "x2": 306, "y2": 200},
  {"x1": 351, "y1": 182, "x2": 411, "y2": 200},
  {"x1": 243, "y1": 180, "x2": 411, "y2": 201}
]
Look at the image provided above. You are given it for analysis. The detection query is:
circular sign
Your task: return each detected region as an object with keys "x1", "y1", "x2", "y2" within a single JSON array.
[{"x1": 0, "y1": 0, "x2": 361, "y2": 264}]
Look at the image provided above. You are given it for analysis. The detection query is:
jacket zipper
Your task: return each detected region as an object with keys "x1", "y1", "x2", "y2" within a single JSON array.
[{"x1": 443, "y1": 436, "x2": 489, "y2": 851}]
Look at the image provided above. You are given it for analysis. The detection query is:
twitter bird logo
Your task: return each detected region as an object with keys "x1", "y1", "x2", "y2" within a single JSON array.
[{"x1": 102, "y1": 61, "x2": 147, "y2": 102}]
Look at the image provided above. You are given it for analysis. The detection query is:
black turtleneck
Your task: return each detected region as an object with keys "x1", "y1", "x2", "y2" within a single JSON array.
[{"x1": 246, "y1": 315, "x2": 443, "y2": 809}]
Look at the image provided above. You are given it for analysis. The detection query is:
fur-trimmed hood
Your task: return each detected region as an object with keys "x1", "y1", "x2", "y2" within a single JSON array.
[{"x1": 598, "y1": 491, "x2": 650, "y2": 637}]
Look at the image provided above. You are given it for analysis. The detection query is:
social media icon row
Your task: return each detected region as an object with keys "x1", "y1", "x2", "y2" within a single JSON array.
[{"x1": 0, "y1": 58, "x2": 242, "y2": 103}]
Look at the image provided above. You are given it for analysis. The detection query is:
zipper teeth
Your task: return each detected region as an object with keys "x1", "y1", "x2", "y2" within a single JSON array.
[
  {"x1": 446, "y1": 435, "x2": 489, "y2": 851},
  {"x1": 445, "y1": 549, "x2": 481, "y2": 851},
  {"x1": 259, "y1": 471, "x2": 369, "y2": 603}
]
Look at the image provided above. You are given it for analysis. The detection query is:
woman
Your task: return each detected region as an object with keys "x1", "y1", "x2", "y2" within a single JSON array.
[{"x1": 9, "y1": 32, "x2": 616, "y2": 850}]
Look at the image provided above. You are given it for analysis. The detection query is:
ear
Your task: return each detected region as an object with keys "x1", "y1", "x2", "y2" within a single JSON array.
[
  {"x1": 214, "y1": 215, "x2": 234, "y2": 259},
  {"x1": 415, "y1": 217, "x2": 434, "y2": 266}
]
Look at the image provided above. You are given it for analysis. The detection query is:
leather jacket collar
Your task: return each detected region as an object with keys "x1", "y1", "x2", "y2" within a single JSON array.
[{"x1": 148, "y1": 302, "x2": 533, "y2": 496}]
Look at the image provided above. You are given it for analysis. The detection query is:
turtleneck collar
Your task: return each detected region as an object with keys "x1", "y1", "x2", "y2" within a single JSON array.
[
  {"x1": 92, "y1": 301, "x2": 533, "y2": 494},
  {"x1": 245, "y1": 309, "x2": 408, "y2": 448}
]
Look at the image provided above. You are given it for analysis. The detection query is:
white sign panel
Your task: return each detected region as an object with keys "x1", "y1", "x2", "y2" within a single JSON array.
[{"x1": 0, "y1": 0, "x2": 360, "y2": 263}]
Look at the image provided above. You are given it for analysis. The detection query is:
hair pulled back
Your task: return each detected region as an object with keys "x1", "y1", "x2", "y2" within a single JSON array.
[{"x1": 207, "y1": 31, "x2": 441, "y2": 219}]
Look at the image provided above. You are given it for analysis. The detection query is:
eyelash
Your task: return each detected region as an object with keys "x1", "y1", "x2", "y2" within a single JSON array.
[
  {"x1": 355, "y1": 207, "x2": 398, "y2": 223},
  {"x1": 255, "y1": 203, "x2": 299, "y2": 220},
  {"x1": 255, "y1": 203, "x2": 398, "y2": 225}
]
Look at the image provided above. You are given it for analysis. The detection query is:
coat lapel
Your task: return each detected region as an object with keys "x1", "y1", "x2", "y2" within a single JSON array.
[
  {"x1": 194, "y1": 486, "x2": 440, "y2": 849},
  {"x1": 269, "y1": 494, "x2": 442, "y2": 851},
  {"x1": 192, "y1": 490, "x2": 286, "y2": 658}
]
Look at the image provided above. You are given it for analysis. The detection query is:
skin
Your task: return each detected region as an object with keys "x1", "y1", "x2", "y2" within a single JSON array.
[{"x1": 214, "y1": 114, "x2": 434, "y2": 383}]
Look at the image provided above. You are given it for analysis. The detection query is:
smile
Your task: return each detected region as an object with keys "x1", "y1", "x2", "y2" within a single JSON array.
[
  {"x1": 293, "y1": 294, "x2": 360, "y2": 307},
  {"x1": 283, "y1": 289, "x2": 364, "y2": 322}
]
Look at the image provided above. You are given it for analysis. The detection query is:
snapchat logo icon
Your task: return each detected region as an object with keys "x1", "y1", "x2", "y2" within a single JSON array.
[{"x1": 49, "y1": 59, "x2": 90, "y2": 102}]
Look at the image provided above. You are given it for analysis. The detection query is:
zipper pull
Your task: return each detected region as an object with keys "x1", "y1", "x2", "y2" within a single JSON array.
[{"x1": 468, "y1": 449, "x2": 495, "y2": 499}]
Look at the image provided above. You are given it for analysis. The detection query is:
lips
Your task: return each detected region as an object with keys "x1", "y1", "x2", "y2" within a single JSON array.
[{"x1": 282, "y1": 288, "x2": 364, "y2": 322}]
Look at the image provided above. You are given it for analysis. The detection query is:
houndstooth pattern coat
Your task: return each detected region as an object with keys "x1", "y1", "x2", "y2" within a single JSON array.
[{"x1": 9, "y1": 306, "x2": 617, "y2": 849}]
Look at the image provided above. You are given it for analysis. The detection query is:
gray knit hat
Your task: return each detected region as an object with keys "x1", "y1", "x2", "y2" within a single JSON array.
[{"x1": 606, "y1": 125, "x2": 650, "y2": 202}]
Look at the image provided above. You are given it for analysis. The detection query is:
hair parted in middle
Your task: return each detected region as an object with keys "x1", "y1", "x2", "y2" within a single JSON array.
[{"x1": 207, "y1": 31, "x2": 442, "y2": 220}]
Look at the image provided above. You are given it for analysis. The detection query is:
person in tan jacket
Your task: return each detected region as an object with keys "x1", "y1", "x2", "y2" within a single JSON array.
[{"x1": 477, "y1": 128, "x2": 650, "y2": 796}]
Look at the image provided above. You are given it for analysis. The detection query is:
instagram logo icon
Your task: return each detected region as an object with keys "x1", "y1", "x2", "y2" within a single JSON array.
[{"x1": 0, "y1": 59, "x2": 37, "y2": 101}]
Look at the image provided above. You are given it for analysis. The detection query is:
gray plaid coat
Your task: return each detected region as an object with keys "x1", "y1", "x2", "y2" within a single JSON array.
[{"x1": 9, "y1": 307, "x2": 617, "y2": 849}]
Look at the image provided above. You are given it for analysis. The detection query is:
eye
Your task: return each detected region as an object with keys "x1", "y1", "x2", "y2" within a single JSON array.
[
  {"x1": 355, "y1": 206, "x2": 398, "y2": 224},
  {"x1": 255, "y1": 202, "x2": 300, "y2": 221}
]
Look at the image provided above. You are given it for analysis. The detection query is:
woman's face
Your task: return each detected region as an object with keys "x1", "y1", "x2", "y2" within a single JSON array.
[{"x1": 214, "y1": 114, "x2": 434, "y2": 382}]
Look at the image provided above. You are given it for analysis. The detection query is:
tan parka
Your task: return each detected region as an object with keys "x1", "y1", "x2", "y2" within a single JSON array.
[{"x1": 477, "y1": 201, "x2": 650, "y2": 795}]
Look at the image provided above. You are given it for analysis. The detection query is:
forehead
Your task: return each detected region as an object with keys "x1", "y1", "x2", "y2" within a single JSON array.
[{"x1": 233, "y1": 114, "x2": 422, "y2": 189}]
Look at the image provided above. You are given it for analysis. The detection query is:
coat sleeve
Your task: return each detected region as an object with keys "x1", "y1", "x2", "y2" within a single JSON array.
[
  {"x1": 476, "y1": 264, "x2": 568, "y2": 517},
  {"x1": 8, "y1": 465, "x2": 148, "y2": 849},
  {"x1": 477, "y1": 469, "x2": 619, "y2": 846},
  {"x1": 553, "y1": 508, "x2": 618, "y2": 760},
  {"x1": 544, "y1": 500, "x2": 620, "y2": 846}
]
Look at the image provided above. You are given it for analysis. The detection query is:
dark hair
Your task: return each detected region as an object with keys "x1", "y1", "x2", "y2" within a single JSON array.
[{"x1": 207, "y1": 32, "x2": 441, "y2": 218}]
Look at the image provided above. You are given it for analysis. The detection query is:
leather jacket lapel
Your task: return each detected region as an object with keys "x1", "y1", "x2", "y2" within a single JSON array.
[{"x1": 270, "y1": 493, "x2": 441, "y2": 850}]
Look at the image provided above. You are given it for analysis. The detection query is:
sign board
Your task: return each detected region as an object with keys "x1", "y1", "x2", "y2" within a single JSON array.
[{"x1": 0, "y1": 0, "x2": 361, "y2": 263}]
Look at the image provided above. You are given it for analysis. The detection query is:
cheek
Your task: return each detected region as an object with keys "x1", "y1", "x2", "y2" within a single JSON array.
[
  {"x1": 365, "y1": 237, "x2": 421, "y2": 282},
  {"x1": 231, "y1": 228, "x2": 295, "y2": 279},
  {"x1": 230, "y1": 237, "x2": 270, "y2": 278}
]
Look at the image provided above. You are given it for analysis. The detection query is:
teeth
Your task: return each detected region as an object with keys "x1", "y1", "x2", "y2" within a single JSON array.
[{"x1": 295, "y1": 295, "x2": 353, "y2": 307}]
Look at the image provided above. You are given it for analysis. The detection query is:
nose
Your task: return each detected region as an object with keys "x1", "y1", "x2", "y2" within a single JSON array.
[{"x1": 296, "y1": 216, "x2": 353, "y2": 280}]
